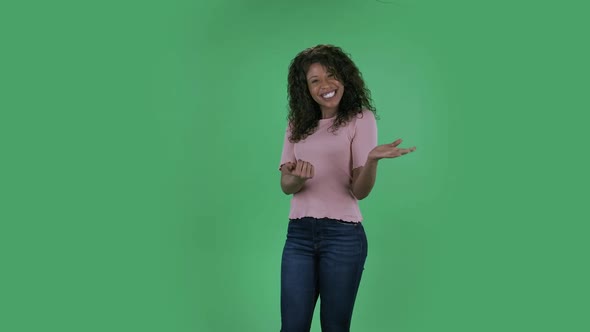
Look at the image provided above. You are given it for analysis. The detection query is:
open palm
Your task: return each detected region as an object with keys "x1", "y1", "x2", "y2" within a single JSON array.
[{"x1": 368, "y1": 138, "x2": 416, "y2": 161}]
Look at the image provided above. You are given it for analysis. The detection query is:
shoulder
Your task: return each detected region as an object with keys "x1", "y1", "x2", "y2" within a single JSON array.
[
  {"x1": 352, "y1": 109, "x2": 376, "y2": 125},
  {"x1": 346, "y1": 109, "x2": 376, "y2": 139}
]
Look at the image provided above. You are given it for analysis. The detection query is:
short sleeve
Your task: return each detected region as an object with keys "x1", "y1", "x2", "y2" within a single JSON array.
[
  {"x1": 351, "y1": 110, "x2": 378, "y2": 169},
  {"x1": 279, "y1": 123, "x2": 297, "y2": 171}
]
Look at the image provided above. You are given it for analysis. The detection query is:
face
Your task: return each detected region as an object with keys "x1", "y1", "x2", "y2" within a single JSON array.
[{"x1": 306, "y1": 63, "x2": 344, "y2": 115}]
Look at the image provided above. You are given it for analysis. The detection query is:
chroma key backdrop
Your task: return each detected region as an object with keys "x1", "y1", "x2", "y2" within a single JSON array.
[{"x1": 1, "y1": 0, "x2": 588, "y2": 331}]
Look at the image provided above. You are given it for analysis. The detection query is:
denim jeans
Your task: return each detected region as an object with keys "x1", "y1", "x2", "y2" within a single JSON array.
[{"x1": 280, "y1": 217, "x2": 368, "y2": 332}]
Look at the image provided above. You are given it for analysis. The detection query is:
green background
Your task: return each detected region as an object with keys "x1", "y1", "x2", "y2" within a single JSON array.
[{"x1": 2, "y1": 0, "x2": 588, "y2": 331}]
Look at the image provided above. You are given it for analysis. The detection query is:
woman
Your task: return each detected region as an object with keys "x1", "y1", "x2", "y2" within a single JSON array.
[{"x1": 279, "y1": 44, "x2": 416, "y2": 332}]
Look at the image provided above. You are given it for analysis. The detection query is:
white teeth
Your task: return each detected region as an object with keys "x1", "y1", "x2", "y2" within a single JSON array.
[{"x1": 322, "y1": 91, "x2": 336, "y2": 99}]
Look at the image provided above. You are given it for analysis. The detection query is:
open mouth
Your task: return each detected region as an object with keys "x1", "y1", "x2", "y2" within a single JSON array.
[{"x1": 321, "y1": 90, "x2": 337, "y2": 100}]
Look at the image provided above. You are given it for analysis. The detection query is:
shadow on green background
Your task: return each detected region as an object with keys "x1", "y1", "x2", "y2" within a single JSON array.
[{"x1": 1, "y1": 0, "x2": 588, "y2": 331}]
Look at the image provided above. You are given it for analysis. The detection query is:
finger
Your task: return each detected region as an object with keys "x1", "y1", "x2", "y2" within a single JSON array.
[
  {"x1": 295, "y1": 159, "x2": 304, "y2": 175},
  {"x1": 391, "y1": 139, "x2": 402, "y2": 147},
  {"x1": 301, "y1": 163, "x2": 309, "y2": 178},
  {"x1": 281, "y1": 162, "x2": 293, "y2": 173},
  {"x1": 301, "y1": 161, "x2": 309, "y2": 177},
  {"x1": 399, "y1": 148, "x2": 414, "y2": 155},
  {"x1": 305, "y1": 162, "x2": 313, "y2": 178}
]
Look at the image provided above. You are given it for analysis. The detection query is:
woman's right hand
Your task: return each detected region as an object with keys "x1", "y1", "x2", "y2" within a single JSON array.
[
  {"x1": 280, "y1": 160, "x2": 314, "y2": 194},
  {"x1": 282, "y1": 159, "x2": 314, "y2": 182}
]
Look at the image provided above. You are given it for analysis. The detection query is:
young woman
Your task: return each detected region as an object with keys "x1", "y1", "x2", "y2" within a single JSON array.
[{"x1": 278, "y1": 44, "x2": 416, "y2": 332}]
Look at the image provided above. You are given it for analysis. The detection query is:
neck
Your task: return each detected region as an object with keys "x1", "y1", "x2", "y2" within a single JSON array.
[{"x1": 320, "y1": 108, "x2": 337, "y2": 119}]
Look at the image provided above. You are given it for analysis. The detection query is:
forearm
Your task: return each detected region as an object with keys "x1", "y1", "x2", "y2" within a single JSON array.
[
  {"x1": 352, "y1": 158, "x2": 379, "y2": 200},
  {"x1": 281, "y1": 175, "x2": 306, "y2": 195}
]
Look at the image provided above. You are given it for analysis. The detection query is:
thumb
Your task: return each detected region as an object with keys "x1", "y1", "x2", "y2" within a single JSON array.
[{"x1": 391, "y1": 139, "x2": 402, "y2": 146}]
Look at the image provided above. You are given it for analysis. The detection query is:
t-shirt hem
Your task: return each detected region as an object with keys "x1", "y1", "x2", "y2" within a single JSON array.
[{"x1": 288, "y1": 214, "x2": 363, "y2": 223}]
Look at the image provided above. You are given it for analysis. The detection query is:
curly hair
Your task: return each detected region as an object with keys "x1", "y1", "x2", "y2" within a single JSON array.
[{"x1": 286, "y1": 44, "x2": 378, "y2": 142}]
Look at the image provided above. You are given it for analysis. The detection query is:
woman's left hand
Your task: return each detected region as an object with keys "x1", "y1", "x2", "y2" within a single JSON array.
[{"x1": 368, "y1": 138, "x2": 416, "y2": 161}]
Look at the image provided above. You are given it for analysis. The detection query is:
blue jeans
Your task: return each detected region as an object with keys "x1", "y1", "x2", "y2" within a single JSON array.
[{"x1": 280, "y1": 217, "x2": 368, "y2": 332}]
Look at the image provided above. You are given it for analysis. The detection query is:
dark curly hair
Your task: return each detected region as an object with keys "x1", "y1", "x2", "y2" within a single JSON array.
[{"x1": 286, "y1": 44, "x2": 378, "y2": 142}]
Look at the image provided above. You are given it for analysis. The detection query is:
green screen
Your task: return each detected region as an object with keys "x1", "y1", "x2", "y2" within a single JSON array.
[{"x1": 2, "y1": 0, "x2": 588, "y2": 331}]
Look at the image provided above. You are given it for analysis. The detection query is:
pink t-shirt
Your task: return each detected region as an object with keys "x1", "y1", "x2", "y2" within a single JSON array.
[{"x1": 279, "y1": 109, "x2": 378, "y2": 222}]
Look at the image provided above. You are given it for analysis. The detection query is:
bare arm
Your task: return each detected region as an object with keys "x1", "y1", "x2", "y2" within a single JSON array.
[
  {"x1": 281, "y1": 173, "x2": 305, "y2": 195},
  {"x1": 351, "y1": 158, "x2": 379, "y2": 200}
]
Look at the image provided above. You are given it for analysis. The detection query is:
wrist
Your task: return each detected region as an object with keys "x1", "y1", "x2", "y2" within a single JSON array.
[{"x1": 366, "y1": 156, "x2": 380, "y2": 165}]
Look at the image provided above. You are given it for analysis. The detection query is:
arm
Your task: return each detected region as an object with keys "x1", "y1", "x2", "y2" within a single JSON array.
[
  {"x1": 280, "y1": 163, "x2": 305, "y2": 195},
  {"x1": 351, "y1": 157, "x2": 379, "y2": 200},
  {"x1": 351, "y1": 139, "x2": 418, "y2": 200},
  {"x1": 350, "y1": 110, "x2": 379, "y2": 200},
  {"x1": 278, "y1": 123, "x2": 301, "y2": 195}
]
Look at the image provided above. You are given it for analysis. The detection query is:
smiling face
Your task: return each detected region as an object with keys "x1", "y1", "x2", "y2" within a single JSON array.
[{"x1": 306, "y1": 62, "x2": 344, "y2": 118}]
